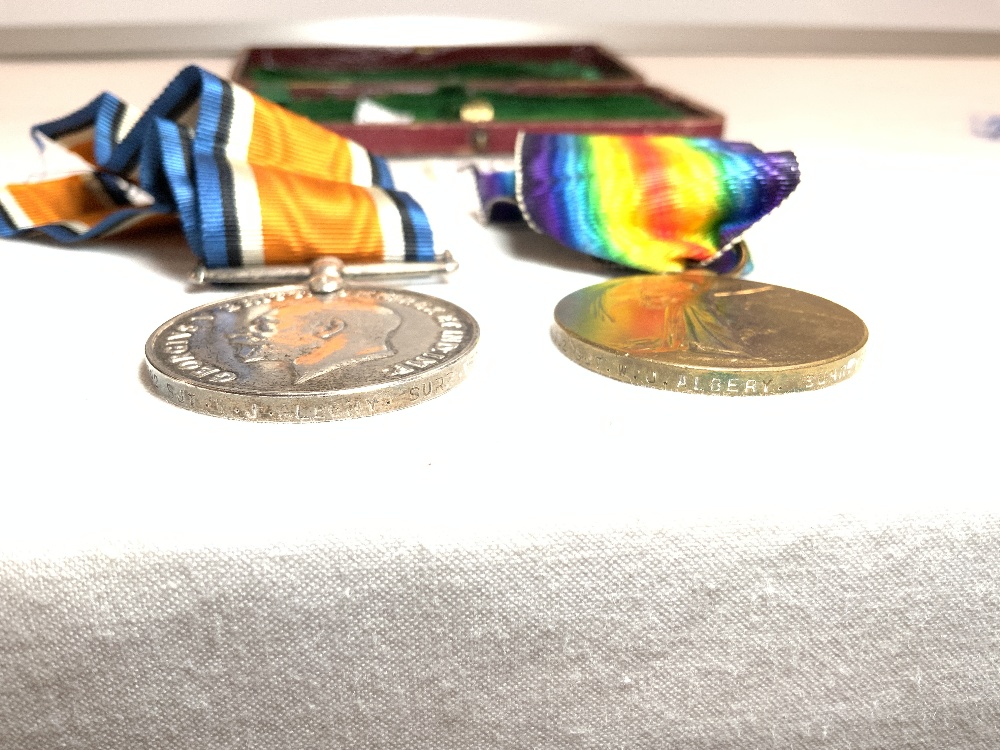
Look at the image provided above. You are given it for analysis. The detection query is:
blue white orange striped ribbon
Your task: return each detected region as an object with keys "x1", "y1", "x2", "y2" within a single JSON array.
[{"x1": 0, "y1": 66, "x2": 436, "y2": 268}]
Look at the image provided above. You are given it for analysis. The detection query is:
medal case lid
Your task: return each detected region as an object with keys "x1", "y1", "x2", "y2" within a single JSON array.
[{"x1": 231, "y1": 44, "x2": 726, "y2": 156}]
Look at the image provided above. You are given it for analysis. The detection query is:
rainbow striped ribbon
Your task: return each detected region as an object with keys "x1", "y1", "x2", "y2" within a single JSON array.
[
  {"x1": 476, "y1": 132, "x2": 800, "y2": 274},
  {"x1": 0, "y1": 66, "x2": 435, "y2": 268}
]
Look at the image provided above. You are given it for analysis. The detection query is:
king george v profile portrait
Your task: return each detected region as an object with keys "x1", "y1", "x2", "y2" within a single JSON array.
[{"x1": 227, "y1": 295, "x2": 402, "y2": 384}]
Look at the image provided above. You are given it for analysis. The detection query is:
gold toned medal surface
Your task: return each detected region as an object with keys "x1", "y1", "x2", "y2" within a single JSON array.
[{"x1": 553, "y1": 273, "x2": 867, "y2": 396}]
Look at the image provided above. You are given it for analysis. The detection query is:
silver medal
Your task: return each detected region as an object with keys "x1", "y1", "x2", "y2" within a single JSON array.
[{"x1": 145, "y1": 256, "x2": 478, "y2": 421}]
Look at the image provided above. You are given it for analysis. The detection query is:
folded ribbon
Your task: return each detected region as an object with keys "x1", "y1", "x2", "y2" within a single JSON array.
[
  {"x1": 0, "y1": 66, "x2": 436, "y2": 268},
  {"x1": 1, "y1": 67, "x2": 800, "y2": 279},
  {"x1": 475, "y1": 132, "x2": 801, "y2": 274}
]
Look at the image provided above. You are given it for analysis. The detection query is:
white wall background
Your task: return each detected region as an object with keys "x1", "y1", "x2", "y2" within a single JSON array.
[{"x1": 3, "y1": 0, "x2": 1000, "y2": 31}]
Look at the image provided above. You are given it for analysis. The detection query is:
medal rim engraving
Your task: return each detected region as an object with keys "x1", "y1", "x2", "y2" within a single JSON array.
[
  {"x1": 145, "y1": 285, "x2": 479, "y2": 421},
  {"x1": 552, "y1": 274, "x2": 868, "y2": 396}
]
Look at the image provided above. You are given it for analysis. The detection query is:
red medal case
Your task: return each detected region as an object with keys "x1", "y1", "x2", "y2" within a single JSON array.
[{"x1": 231, "y1": 44, "x2": 725, "y2": 156}]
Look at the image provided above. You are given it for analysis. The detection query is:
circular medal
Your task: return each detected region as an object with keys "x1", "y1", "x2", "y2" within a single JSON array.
[
  {"x1": 145, "y1": 286, "x2": 478, "y2": 421},
  {"x1": 553, "y1": 273, "x2": 867, "y2": 396}
]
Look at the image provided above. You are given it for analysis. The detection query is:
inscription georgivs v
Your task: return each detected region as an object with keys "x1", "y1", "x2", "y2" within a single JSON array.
[
  {"x1": 145, "y1": 286, "x2": 478, "y2": 421},
  {"x1": 553, "y1": 273, "x2": 867, "y2": 396}
]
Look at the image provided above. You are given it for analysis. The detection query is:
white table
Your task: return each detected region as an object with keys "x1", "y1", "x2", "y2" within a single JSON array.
[
  {"x1": 0, "y1": 53, "x2": 997, "y2": 750},
  {"x1": 0, "y1": 54, "x2": 995, "y2": 541}
]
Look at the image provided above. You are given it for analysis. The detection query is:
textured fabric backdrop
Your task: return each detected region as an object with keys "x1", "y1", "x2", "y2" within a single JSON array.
[{"x1": 2, "y1": 517, "x2": 998, "y2": 749}]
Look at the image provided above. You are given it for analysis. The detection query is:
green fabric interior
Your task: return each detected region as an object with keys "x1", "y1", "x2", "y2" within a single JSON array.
[
  {"x1": 283, "y1": 87, "x2": 689, "y2": 123},
  {"x1": 250, "y1": 60, "x2": 607, "y2": 96}
]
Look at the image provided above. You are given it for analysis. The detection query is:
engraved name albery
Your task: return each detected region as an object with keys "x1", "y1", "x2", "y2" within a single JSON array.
[{"x1": 558, "y1": 336, "x2": 777, "y2": 395}]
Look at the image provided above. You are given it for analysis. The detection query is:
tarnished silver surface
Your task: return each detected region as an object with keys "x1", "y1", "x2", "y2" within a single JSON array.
[
  {"x1": 190, "y1": 252, "x2": 460, "y2": 287},
  {"x1": 145, "y1": 286, "x2": 478, "y2": 421}
]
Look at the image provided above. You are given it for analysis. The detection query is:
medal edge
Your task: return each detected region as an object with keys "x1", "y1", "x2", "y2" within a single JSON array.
[
  {"x1": 144, "y1": 347, "x2": 477, "y2": 422},
  {"x1": 551, "y1": 324, "x2": 866, "y2": 396}
]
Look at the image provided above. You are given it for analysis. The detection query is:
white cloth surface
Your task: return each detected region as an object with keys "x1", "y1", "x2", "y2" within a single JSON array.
[
  {"x1": 3, "y1": 519, "x2": 999, "y2": 750},
  {"x1": 0, "y1": 54, "x2": 997, "y2": 748}
]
